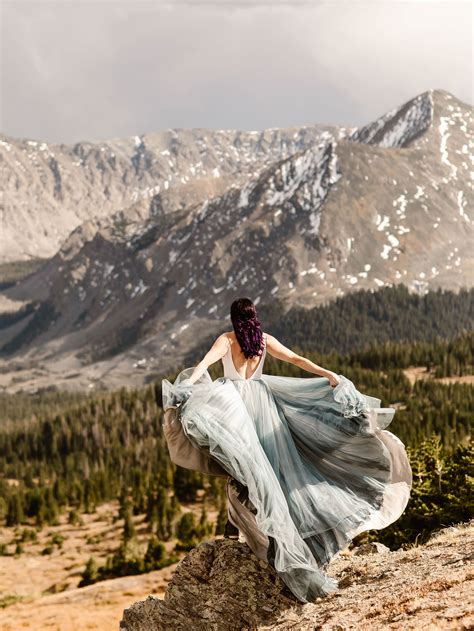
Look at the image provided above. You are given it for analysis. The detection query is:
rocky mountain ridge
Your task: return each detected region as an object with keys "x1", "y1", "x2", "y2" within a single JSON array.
[
  {"x1": 119, "y1": 519, "x2": 474, "y2": 630},
  {"x1": 0, "y1": 88, "x2": 472, "y2": 393},
  {"x1": 0, "y1": 123, "x2": 350, "y2": 264}
]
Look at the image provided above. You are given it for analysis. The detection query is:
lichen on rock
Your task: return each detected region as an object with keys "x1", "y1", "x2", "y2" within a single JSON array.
[
  {"x1": 120, "y1": 519, "x2": 474, "y2": 630},
  {"x1": 119, "y1": 538, "x2": 317, "y2": 630}
]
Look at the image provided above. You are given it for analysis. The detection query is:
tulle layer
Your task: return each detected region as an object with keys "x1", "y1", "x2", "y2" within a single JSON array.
[{"x1": 161, "y1": 369, "x2": 412, "y2": 603}]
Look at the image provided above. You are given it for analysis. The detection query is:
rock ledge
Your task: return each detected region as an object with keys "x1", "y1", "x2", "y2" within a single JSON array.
[{"x1": 120, "y1": 520, "x2": 474, "y2": 630}]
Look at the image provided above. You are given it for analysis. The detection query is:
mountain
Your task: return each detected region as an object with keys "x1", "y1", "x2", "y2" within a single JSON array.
[
  {"x1": 0, "y1": 124, "x2": 350, "y2": 264},
  {"x1": 0, "y1": 89, "x2": 472, "y2": 393}
]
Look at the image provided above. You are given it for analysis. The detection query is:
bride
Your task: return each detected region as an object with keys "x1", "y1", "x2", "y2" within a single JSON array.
[{"x1": 162, "y1": 297, "x2": 413, "y2": 603}]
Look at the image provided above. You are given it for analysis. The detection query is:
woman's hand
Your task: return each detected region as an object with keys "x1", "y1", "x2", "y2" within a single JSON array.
[{"x1": 325, "y1": 371, "x2": 341, "y2": 388}]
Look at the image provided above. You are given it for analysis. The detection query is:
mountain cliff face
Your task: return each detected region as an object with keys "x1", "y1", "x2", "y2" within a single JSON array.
[
  {"x1": 0, "y1": 89, "x2": 472, "y2": 393},
  {"x1": 0, "y1": 124, "x2": 349, "y2": 264}
]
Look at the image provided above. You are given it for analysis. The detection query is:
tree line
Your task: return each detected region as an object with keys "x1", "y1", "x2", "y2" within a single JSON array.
[
  {"x1": 0, "y1": 283, "x2": 472, "y2": 586},
  {"x1": 1, "y1": 330, "x2": 471, "y2": 534}
]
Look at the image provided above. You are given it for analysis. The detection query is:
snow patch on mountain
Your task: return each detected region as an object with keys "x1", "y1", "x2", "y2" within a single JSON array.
[
  {"x1": 349, "y1": 91, "x2": 433, "y2": 148},
  {"x1": 266, "y1": 142, "x2": 341, "y2": 235}
]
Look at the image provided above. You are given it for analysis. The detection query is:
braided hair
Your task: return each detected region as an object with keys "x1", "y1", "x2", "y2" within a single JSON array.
[{"x1": 230, "y1": 297, "x2": 264, "y2": 359}]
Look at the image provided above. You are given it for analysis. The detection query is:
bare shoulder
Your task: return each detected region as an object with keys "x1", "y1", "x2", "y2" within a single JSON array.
[
  {"x1": 216, "y1": 331, "x2": 233, "y2": 345},
  {"x1": 263, "y1": 333, "x2": 298, "y2": 360}
]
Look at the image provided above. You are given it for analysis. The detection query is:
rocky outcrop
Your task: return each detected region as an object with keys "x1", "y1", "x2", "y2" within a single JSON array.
[{"x1": 120, "y1": 519, "x2": 474, "y2": 630}]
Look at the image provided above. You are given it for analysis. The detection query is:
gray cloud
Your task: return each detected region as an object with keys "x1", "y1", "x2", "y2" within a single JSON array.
[{"x1": 1, "y1": 1, "x2": 472, "y2": 144}]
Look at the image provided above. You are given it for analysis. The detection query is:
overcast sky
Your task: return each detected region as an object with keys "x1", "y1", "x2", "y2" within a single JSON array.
[{"x1": 1, "y1": 0, "x2": 472, "y2": 144}]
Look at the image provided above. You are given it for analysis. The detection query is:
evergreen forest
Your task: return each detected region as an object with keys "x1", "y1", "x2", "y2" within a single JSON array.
[{"x1": 0, "y1": 284, "x2": 472, "y2": 585}]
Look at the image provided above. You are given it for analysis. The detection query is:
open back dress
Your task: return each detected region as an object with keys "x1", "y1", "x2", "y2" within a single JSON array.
[{"x1": 161, "y1": 332, "x2": 412, "y2": 603}]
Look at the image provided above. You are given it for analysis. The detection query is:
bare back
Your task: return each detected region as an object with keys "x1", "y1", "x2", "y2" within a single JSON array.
[{"x1": 222, "y1": 331, "x2": 267, "y2": 381}]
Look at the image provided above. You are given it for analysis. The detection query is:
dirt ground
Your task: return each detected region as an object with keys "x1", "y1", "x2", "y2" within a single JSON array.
[
  {"x1": 0, "y1": 566, "x2": 176, "y2": 631},
  {"x1": 0, "y1": 497, "x2": 218, "y2": 631},
  {"x1": 402, "y1": 366, "x2": 474, "y2": 386},
  {"x1": 121, "y1": 520, "x2": 474, "y2": 631}
]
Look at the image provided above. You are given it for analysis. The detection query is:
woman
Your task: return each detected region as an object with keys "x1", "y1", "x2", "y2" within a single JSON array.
[{"x1": 162, "y1": 297, "x2": 412, "y2": 603}]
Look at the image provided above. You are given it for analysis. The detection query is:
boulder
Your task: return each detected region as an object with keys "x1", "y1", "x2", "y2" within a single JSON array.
[
  {"x1": 352, "y1": 542, "x2": 391, "y2": 556},
  {"x1": 120, "y1": 538, "x2": 320, "y2": 630}
]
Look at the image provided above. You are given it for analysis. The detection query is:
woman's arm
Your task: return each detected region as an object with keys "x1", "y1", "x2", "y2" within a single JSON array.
[
  {"x1": 187, "y1": 333, "x2": 230, "y2": 384},
  {"x1": 266, "y1": 334, "x2": 340, "y2": 386}
]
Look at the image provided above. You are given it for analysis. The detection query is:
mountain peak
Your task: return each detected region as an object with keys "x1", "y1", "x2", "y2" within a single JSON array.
[
  {"x1": 349, "y1": 88, "x2": 472, "y2": 149},
  {"x1": 0, "y1": 88, "x2": 472, "y2": 392},
  {"x1": 429, "y1": 88, "x2": 469, "y2": 102}
]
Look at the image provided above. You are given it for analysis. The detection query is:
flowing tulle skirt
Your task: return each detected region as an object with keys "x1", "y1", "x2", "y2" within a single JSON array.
[{"x1": 161, "y1": 369, "x2": 413, "y2": 603}]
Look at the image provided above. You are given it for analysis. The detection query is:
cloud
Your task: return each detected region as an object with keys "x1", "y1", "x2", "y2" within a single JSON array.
[{"x1": 1, "y1": 1, "x2": 472, "y2": 143}]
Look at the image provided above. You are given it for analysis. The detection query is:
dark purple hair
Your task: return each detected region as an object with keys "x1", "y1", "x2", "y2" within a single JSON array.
[{"x1": 230, "y1": 297, "x2": 264, "y2": 359}]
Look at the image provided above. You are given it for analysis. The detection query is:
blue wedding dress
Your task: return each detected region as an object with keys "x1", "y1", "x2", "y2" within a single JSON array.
[{"x1": 161, "y1": 333, "x2": 413, "y2": 603}]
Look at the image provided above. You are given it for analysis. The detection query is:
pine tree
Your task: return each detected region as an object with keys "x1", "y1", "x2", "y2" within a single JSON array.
[
  {"x1": 215, "y1": 498, "x2": 228, "y2": 536},
  {"x1": 79, "y1": 556, "x2": 99, "y2": 587},
  {"x1": 123, "y1": 505, "x2": 135, "y2": 542},
  {"x1": 197, "y1": 501, "x2": 212, "y2": 538},
  {"x1": 144, "y1": 536, "x2": 166, "y2": 571},
  {"x1": 6, "y1": 492, "x2": 24, "y2": 527},
  {"x1": 175, "y1": 512, "x2": 199, "y2": 551}
]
